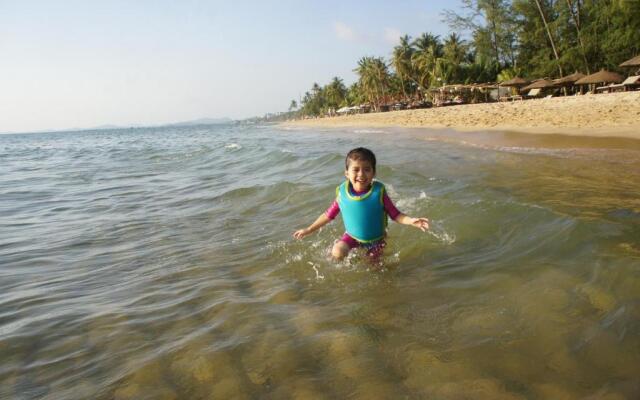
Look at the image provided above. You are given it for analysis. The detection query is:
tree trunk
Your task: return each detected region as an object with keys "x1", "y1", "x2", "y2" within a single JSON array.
[
  {"x1": 565, "y1": 0, "x2": 590, "y2": 73},
  {"x1": 490, "y1": 19, "x2": 501, "y2": 67},
  {"x1": 534, "y1": 0, "x2": 564, "y2": 77}
]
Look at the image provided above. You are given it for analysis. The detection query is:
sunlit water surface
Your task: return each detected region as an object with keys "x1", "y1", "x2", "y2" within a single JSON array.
[{"x1": 1, "y1": 124, "x2": 639, "y2": 399}]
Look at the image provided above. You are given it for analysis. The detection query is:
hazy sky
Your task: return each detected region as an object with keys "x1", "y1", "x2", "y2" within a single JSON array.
[{"x1": 0, "y1": 0, "x2": 459, "y2": 133}]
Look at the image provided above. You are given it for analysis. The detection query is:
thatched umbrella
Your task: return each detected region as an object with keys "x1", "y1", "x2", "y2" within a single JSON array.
[
  {"x1": 521, "y1": 79, "x2": 557, "y2": 91},
  {"x1": 575, "y1": 69, "x2": 624, "y2": 94},
  {"x1": 619, "y1": 55, "x2": 640, "y2": 68},
  {"x1": 553, "y1": 72, "x2": 586, "y2": 86},
  {"x1": 575, "y1": 69, "x2": 623, "y2": 85},
  {"x1": 499, "y1": 77, "x2": 529, "y2": 87},
  {"x1": 499, "y1": 77, "x2": 530, "y2": 96}
]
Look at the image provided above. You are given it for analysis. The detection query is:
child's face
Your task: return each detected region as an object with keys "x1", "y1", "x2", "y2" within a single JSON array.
[{"x1": 345, "y1": 158, "x2": 375, "y2": 192}]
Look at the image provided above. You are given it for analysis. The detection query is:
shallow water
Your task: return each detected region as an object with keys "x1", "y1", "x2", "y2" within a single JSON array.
[{"x1": 1, "y1": 124, "x2": 639, "y2": 399}]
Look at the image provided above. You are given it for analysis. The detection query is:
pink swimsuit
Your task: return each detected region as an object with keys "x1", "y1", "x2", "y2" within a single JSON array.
[{"x1": 325, "y1": 186, "x2": 402, "y2": 257}]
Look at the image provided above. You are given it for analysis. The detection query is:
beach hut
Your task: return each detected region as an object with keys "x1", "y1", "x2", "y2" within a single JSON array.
[{"x1": 575, "y1": 69, "x2": 624, "y2": 94}]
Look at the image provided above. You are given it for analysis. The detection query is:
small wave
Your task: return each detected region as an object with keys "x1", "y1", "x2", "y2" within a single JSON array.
[
  {"x1": 387, "y1": 185, "x2": 432, "y2": 211},
  {"x1": 224, "y1": 143, "x2": 242, "y2": 150},
  {"x1": 353, "y1": 129, "x2": 386, "y2": 134}
]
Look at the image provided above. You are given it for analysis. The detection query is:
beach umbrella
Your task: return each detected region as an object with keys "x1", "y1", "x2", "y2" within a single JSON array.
[
  {"x1": 575, "y1": 69, "x2": 623, "y2": 85},
  {"x1": 499, "y1": 77, "x2": 529, "y2": 87},
  {"x1": 553, "y1": 72, "x2": 586, "y2": 86},
  {"x1": 521, "y1": 79, "x2": 557, "y2": 91},
  {"x1": 619, "y1": 55, "x2": 640, "y2": 68}
]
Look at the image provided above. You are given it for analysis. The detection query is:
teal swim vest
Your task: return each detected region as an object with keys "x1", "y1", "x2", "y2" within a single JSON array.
[{"x1": 336, "y1": 180, "x2": 387, "y2": 243}]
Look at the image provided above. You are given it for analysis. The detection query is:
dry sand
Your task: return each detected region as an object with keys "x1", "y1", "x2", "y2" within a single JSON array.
[{"x1": 284, "y1": 91, "x2": 640, "y2": 139}]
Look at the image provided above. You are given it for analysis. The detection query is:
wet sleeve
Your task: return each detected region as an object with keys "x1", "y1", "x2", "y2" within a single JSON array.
[
  {"x1": 383, "y1": 192, "x2": 402, "y2": 221},
  {"x1": 325, "y1": 200, "x2": 340, "y2": 220}
]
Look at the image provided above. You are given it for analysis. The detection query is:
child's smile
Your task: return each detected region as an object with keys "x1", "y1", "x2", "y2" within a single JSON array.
[{"x1": 345, "y1": 159, "x2": 375, "y2": 192}]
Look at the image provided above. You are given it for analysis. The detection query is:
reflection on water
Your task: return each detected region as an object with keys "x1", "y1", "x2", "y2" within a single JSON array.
[{"x1": 1, "y1": 125, "x2": 639, "y2": 399}]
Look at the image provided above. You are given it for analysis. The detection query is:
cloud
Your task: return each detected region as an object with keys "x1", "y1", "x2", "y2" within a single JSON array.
[
  {"x1": 383, "y1": 27, "x2": 402, "y2": 45},
  {"x1": 334, "y1": 21, "x2": 357, "y2": 42},
  {"x1": 334, "y1": 22, "x2": 403, "y2": 46}
]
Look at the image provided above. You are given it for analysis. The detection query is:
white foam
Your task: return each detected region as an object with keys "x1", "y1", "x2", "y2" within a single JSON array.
[{"x1": 225, "y1": 143, "x2": 242, "y2": 149}]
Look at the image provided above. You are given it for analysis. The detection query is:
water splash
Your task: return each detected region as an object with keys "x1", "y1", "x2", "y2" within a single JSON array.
[
  {"x1": 427, "y1": 220, "x2": 456, "y2": 245},
  {"x1": 308, "y1": 261, "x2": 325, "y2": 280}
]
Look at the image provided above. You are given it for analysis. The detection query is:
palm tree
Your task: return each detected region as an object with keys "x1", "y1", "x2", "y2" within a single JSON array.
[
  {"x1": 324, "y1": 77, "x2": 347, "y2": 109},
  {"x1": 442, "y1": 33, "x2": 468, "y2": 83},
  {"x1": 354, "y1": 56, "x2": 391, "y2": 110},
  {"x1": 392, "y1": 35, "x2": 414, "y2": 98},
  {"x1": 411, "y1": 33, "x2": 443, "y2": 90}
]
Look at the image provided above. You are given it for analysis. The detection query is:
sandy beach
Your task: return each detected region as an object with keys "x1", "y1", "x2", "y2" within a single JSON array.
[{"x1": 284, "y1": 91, "x2": 640, "y2": 139}]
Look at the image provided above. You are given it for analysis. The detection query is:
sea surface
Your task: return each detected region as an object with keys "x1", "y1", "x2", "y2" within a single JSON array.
[{"x1": 1, "y1": 124, "x2": 639, "y2": 399}]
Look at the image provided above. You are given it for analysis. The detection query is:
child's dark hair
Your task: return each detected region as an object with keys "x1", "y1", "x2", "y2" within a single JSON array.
[{"x1": 345, "y1": 147, "x2": 376, "y2": 172}]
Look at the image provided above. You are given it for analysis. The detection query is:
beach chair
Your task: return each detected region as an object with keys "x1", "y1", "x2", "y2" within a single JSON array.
[
  {"x1": 525, "y1": 88, "x2": 542, "y2": 98},
  {"x1": 608, "y1": 76, "x2": 640, "y2": 92},
  {"x1": 625, "y1": 75, "x2": 640, "y2": 90},
  {"x1": 595, "y1": 84, "x2": 614, "y2": 93}
]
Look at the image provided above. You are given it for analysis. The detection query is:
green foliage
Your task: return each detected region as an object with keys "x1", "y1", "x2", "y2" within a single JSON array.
[{"x1": 294, "y1": 1, "x2": 639, "y2": 117}]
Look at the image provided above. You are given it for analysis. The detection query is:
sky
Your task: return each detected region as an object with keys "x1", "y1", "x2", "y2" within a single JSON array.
[{"x1": 0, "y1": 0, "x2": 460, "y2": 133}]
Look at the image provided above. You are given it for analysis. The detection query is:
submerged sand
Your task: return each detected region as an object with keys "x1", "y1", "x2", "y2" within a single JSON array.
[{"x1": 284, "y1": 91, "x2": 640, "y2": 139}]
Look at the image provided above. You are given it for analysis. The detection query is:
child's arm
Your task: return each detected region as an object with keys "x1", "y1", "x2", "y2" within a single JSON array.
[
  {"x1": 394, "y1": 213, "x2": 429, "y2": 232},
  {"x1": 293, "y1": 213, "x2": 333, "y2": 240},
  {"x1": 382, "y1": 191, "x2": 429, "y2": 232}
]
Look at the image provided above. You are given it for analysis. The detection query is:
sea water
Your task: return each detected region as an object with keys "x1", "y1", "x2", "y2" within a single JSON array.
[{"x1": 1, "y1": 124, "x2": 639, "y2": 399}]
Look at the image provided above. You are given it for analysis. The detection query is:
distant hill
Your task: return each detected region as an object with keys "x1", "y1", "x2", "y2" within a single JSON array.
[{"x1": 166, "y1": 117, "x2": 233, "y2": 127}]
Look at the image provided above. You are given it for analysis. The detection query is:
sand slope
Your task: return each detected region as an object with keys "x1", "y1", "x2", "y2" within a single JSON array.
[{"x1": 284, "y1": 91, "x2": 640, "y2": 139}]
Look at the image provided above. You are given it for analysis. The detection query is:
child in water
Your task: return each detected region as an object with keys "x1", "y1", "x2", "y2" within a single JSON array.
[{"x1": 293, "y1": 147, "x2": 429, "y2": 261}]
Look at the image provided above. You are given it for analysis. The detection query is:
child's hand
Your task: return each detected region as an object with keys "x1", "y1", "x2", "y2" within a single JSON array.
[
  {"x1": 410, "y1": 217, "x2": 430, "y2": 232},
  {"x1": 293, "y1": 228, "x2": 309, "y2": 240}
]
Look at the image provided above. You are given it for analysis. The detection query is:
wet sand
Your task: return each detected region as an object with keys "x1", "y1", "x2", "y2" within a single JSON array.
[{"x1": 284, "y1": 91, "x2": 640, "y2": 139}]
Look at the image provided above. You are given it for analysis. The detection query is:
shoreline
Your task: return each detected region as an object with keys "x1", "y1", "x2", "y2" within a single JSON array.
[{"x1": 282, "y1": 91, "x2": 640, "y2": 140}]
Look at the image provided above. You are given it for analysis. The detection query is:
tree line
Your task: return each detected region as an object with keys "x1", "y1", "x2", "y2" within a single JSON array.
[{"x1": 292, "y1": 0, "x2": 640, "y2": 117}]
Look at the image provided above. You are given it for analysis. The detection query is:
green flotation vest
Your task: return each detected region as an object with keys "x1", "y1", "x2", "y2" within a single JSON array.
[{"x1": 336, "y1": 180, "x2": 387, "y2": 243}]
